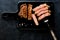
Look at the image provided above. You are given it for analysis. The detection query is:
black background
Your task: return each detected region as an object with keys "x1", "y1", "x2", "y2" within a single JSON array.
[{"x1": 0, "y1": 0, "x2": 60, "y2": 40}]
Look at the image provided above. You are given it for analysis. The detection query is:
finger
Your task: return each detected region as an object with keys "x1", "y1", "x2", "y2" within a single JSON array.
[
  {"x1": 35, "y1": 6, "x2": 49, "y2": 14},
  {"x1": 37, "y1": 10, "x2": 49, "y2": 16},
  {"x1": 33, "y1": 3, "x2": 49, "y2": 12},
  {"x1": 44, "y1": 12, "x2": 51, "y2": 16},
  {"x1": 38, "y1": 14, "x2": 45, "y2": 21},
  {"x1": 38, "y1": 12, "x2": 51, "y2": 21},
  {"x1": 32, "y1": 14, "x2": 39, "y2": 25},
  {"x1": 33, "y1": 4, "x2": 47, "y2": 11}
]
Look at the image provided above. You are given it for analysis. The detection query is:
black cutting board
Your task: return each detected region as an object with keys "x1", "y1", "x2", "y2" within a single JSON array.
[
  {"x1": 17, "y1": 2, "x2": 55, "y2": 32},
  {"x1": 2, "y1": 2, "x2": 55, "y2": 32}
]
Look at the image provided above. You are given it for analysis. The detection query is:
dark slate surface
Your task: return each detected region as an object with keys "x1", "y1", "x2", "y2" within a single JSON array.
[{"x1": 0, "y1": 0, "x2": 60, "y2": 40}]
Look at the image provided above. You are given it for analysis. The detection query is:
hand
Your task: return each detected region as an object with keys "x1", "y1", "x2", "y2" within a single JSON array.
[{"x1": 33, "y1": 3, "x2": 51, "y2": 21}]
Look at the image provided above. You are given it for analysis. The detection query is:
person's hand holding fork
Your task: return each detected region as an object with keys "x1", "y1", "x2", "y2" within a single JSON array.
[{"x1": 32, "y1": 3, "x2": 51, "y2": 25}]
